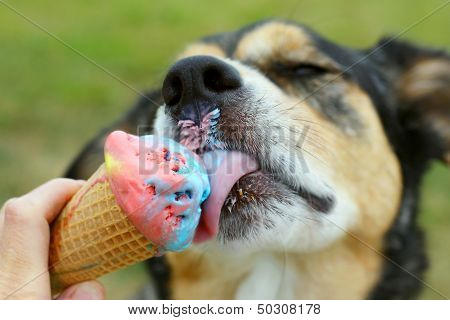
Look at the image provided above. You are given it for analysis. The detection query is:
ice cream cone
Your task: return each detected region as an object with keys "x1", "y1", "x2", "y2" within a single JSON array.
[
  {"x1": 49, "y1": 164, "x2": 157, "y2": 291},
  {"x1": 49, "y1": 131, "x2": 210, "y2": 293}
]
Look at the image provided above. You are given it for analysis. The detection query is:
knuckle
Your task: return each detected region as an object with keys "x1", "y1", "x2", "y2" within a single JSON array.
[
  {"x1": 49, "y1": 177, "x2": 72, "y2": 186},
  {"x1": 3, "y1": 197, "x2": 29, "y2": 225},
  {"x1": 4, "y1": 198, "x2": 21, "y2": 215},
  {"x1": 46, "y1": 178, "x2": 79, "y2": 193},
  {"x1": 48, "y1": 177, "x2": 66, "y2": 185}
]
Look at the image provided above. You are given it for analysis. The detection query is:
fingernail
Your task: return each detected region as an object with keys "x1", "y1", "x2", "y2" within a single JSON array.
[{"x1": 71, "y1": 281, "x2": 104, "y2": 300}]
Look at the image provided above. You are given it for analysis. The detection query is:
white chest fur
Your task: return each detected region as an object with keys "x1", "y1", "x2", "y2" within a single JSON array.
[{"x1": 234, "y1": 253, "x2": 297, "y2": 299}]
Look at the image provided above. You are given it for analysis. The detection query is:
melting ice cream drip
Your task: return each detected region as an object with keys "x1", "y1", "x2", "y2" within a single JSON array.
[{"x1": 178, "y1": 108, "x2": 224, "y2": 153}]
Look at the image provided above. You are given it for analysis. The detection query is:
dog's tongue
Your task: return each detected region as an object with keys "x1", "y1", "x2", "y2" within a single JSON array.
[{"x1": 193, "y1": 150, "x2": 259, "y2": 243}]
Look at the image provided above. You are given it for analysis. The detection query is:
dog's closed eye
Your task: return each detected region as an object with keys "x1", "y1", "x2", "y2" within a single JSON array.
[{"x1": 277, "y1": 62, "x2": 329, "y2": 77}]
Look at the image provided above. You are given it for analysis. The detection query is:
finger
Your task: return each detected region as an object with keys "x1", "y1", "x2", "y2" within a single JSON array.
[
  {"x1": 56, "y1": 281, "x2": 105, "y2": 300},
  {"x1": 0, "y1": 178, "x2": 85, "y2": 269},
  {"x1": 10, "y1": 178, "x2": 85, "y2": 223},
  {"x1": 0, "y1": 179, "x2": 84, "y2": 299},
  {"x1": 0, "y1": 179, "x2": 84, "y2": 235}
]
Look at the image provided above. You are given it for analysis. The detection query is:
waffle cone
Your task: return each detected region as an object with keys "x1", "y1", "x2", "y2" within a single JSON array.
[{"x1": 49, "y1": 164, "x2": 157, "y2": 292}]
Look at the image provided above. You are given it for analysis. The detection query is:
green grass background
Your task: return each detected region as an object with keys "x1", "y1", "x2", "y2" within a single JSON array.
[{"x1": 0, "y1": 0, "x2": 448, "y2": 299}]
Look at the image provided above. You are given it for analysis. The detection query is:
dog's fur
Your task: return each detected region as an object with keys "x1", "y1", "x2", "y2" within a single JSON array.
[{"x1": 66, "y1": 19, "x2": 450, "y2": 299}]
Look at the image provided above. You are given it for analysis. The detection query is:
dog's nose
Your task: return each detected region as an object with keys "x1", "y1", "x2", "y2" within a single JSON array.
[{"x1": 162, "y1": 55, "x2": 242, "y2": 107}]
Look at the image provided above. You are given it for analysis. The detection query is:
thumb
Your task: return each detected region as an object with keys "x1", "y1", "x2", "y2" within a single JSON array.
[{"x1": 56, "y1": 280, "x2": 105, "y2": 300}]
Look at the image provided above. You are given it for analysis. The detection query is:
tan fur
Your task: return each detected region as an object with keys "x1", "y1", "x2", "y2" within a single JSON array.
[
  {"x1": 305, "y1": 84, "x2": 402, "y2": 241},
  {"x1": 399, "y1": 59, "x2": 450, "y2": 164},
  {"x1": 166, "y1": 21, "x2": 402, "y2": 299},
  {"x1": 234, "y1": 21, "x2": 338, "y2": 71},
  {"x1": 400, "y1": 59, "x2": 450, "y2": 99},
  {"x1": 290, "y1": 235, "x2": 383, "y2": 299},
  {"x1": 168, "y1": 235, "x2": 384, "y2": 299},
  {"x1": 166, "y1": 249, "x2": 248, "y2": 299},
  {"x1": 177, "y1": 43, "x2": 226, "y2": 60}
]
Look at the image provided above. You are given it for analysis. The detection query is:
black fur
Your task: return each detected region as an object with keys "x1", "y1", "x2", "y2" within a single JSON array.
[{"x1": 144, "y1": 256, "x2": 172, "y2": 299}]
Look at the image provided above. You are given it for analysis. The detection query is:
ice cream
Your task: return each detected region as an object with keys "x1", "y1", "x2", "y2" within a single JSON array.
[
  {"x1": 49, "y1": 131, "x2": 210, "y2": 290},
  {"x1": 104, "y1": 131, "x2": 210, "y2": 251}
]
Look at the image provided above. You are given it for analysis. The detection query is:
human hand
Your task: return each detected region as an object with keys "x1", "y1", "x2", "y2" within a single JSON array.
[{"x1": 0, "y1": 178, "x2": 105, "y2": 299}]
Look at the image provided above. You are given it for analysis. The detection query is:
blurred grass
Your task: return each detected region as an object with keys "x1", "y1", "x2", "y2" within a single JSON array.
[{"x1": 0, "y1": 0, "x2": 448, "y2": 299}]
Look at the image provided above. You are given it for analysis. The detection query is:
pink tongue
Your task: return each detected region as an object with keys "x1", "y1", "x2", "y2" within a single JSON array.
[{"x1": 193, "y1": 151, "x2": 259, "y2": 243}]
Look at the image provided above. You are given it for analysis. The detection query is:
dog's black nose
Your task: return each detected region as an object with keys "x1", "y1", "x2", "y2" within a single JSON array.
[{"x1": 162, "y1": 55, "x2": 242, "y2": 107}]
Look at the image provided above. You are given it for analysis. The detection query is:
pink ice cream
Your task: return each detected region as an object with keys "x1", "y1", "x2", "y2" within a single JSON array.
[{"x1": 104, "y1": 131, "x2": 210, "y2": 252}]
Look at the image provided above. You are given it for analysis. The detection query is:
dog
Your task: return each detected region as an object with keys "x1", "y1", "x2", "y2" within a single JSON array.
[{"x1": 65, "y1": 19, "x2": 449, "y2": 299}]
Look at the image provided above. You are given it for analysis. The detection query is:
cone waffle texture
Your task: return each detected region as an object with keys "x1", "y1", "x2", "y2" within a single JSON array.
[{"x1": 49, "y1": 164, "x2": 157, "y2": 291}]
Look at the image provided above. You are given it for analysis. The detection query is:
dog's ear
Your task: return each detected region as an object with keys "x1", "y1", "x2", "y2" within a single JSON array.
[
  {"x1": 377, "y1": 38, "x2": 450, "y2": 165},
  {"x1": 65, "y1": 90, "x2": 162, "y2": 179}
]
